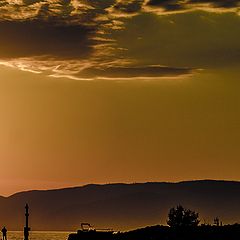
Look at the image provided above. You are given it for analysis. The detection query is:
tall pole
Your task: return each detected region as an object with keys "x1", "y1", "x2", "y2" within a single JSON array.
[{"x1": 24, "y1": 204, "x2": 30, "y2": 240}]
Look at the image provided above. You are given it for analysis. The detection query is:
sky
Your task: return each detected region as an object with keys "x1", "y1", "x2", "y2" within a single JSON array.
[{"x1": 0, "y1": 0, "x2": 240, "y2": 196}]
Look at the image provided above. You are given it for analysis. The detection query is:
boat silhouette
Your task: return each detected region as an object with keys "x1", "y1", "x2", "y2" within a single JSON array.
[{"x1": 68, "y1": 223, "x2": 115, "y2": 240}]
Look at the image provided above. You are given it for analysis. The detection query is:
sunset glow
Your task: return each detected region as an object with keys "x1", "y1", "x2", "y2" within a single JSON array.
[{"x1": 0, "y1": 0, "x2": 240, "y2": 196}]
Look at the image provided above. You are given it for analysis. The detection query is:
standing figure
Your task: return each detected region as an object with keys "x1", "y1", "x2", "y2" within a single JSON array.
[{"x1": 1, "y1": 226, "x2": 7, "y2": 240}]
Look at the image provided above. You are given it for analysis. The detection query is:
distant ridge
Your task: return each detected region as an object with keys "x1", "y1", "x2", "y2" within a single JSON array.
[
  {"x1": 6, "y1": 179, "x2": 240, "y2": 198},
  {"x1": 0, "y1": 180, "x2": 240, "y2": 231}
]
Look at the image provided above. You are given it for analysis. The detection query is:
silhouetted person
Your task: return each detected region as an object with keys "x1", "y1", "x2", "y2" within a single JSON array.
[{"x1": 1, "y1": 226, "x2": 7, "y2": 240}]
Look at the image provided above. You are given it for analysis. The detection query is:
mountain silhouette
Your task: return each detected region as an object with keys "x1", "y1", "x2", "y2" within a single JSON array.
[{"x1": 0, "y1": 180, "x2": 239, "y2": 231}]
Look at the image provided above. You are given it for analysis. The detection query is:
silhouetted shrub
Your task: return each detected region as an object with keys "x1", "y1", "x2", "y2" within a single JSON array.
[{"x1": 167, "y1": 205, "x2": 200, "y2": 227}]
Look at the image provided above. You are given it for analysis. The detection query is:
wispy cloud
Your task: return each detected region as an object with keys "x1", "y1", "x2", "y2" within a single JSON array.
[
  {"x1": 144, "y1": 0, "x2": 240, "y2": 15},
  {"x1": 0, "y1": 0, "x2": 239, "y2": 21},
  {"x1": 0, "y1": 0, "x2": 238, "y2": 80},
  {"x1": 0, "y1": 57, "x2": 196, "y2": 80}
]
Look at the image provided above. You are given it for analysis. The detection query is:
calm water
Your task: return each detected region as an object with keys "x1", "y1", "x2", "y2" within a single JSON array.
[{"x1": 8, "y1": 231, "x2": 71, "y2": 240}]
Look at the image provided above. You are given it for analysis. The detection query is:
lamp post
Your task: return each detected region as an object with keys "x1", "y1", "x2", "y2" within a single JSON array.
[{"x1": 24, "y1": 204, "x2": 30, "y2": 240}]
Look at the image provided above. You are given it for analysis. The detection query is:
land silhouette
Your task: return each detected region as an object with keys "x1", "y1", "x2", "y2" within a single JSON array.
[
  {"x1": 68, "y1": 206, "x2": 240, "y2": 240},
  {"x1": 115, "y1": 224, "x2": 240, "y2": 240},
  {"x1": 0, "y1": 180, "x2": 240, "y2": 230}
]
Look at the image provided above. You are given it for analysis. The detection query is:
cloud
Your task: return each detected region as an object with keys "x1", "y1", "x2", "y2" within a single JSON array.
[
  {"x1": 188, "y1": 0, "x2": 239, "y2": 9},
  {"x1": 0, "y1": 0, "x2": 119, "y2": 78},
  {"x1": 0, "y1": 0, "x2": 119, "y2": 60},
  {"x1": 73, "y1": 65, "x2": 195, "y2": 80},
  {"x1": 144, "y1": 0, "x2": 240, "y2": 14},
  {"x1": 0, "y1": 57, "x2": 196, "y2": 80},
  {"x1": 0, "y1": 20, "x2": 95, "y2": 59},
  {"x1": 108, "y1": 0, "x2": 144, "y2": 17},
  {"x1": 0, "y1": 1, "x2": 239, "y2": 23},
  {"x1": 0, "y1": 0, "x2": 238, "y2": 80},
  {"x1": 146, "y1": 0, "x2": 186, "y2": 11}
]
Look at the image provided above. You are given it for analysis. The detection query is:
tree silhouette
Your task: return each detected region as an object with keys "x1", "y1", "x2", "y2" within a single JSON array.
[{"x1": 167, "y1": 205, "x2": 200, "y2": 227}]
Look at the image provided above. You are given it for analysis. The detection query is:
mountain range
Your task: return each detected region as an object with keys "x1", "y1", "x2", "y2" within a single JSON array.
[{"x1": 0, "y1": 180, "x2": 240, "y2": 231}]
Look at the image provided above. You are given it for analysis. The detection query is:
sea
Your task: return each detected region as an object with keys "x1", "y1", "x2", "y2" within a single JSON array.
[{"x1": 8, "y1": 231, "x2": 71, "y2": 240}]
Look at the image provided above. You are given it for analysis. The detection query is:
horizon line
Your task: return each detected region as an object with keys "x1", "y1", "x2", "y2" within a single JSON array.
[{"x1": 2, "y1": 178, "x2": 240, "y2": 198}]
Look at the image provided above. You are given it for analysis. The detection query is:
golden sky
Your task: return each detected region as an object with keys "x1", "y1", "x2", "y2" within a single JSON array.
[{"x1": 0, "y1": 0, "x2": 240, "y2": 196}]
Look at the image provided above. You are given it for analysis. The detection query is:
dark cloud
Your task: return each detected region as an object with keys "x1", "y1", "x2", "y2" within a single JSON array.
[
  {"x1": 69, "y1": 65, "x2": 194, "y2": 79},
  {"x1": 0, "y1": 0, "x2": 239, "y2": 80},
  {"x1": 146, "y1": 0, "x2": 185, "y2": 11},
  {"x1": 0, "y1": 20, "x2": 95, "y2": 59},
  {"x1": 37, "y1": 1, "x2": 74, "y2": 19},
  {"x1": 22, "y1": 0, "x2": 43, "y2": 5},
  {"x1": 0, "y1": 0, "x2": 239, "y2": 23},
  {"x1": 0, "y1": 0, "x2": 7, "y2": 7},
  {"x1": 145, "y1": 0, "x2": 240, "y2": 14},
  {"x1": 113, "y1": 0, "x2": 144, "y2": 14},
  {"x1": 0, "y1": 1, "x2": 115, "y2": 60},
  {"x1": 188, "y1": 0, "x2": 239, "y2": 8}
]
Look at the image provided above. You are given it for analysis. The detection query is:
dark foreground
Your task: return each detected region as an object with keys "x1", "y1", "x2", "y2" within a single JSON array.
[
  {"x1": 120, "y1": 225, "x2": 240, "y2": 240},
  {"x1": 69, "y1": 224, "x2": 240, "y2": 240}
]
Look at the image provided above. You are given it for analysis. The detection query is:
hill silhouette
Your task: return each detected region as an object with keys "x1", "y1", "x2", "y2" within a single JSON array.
[{"x1": 0, "y1": 180, "x2": 240, "y2": 231}]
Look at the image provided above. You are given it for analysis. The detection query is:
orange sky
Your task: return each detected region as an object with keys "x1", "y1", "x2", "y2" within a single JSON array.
[
  {"x1": 0, "y1": 1, "x2": 240, "y2": 196},
  {"x1": 0, "y1": 64, "x2": 240, "y2": 196}
]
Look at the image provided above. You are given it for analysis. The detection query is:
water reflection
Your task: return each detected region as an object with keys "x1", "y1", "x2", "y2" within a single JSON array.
[{"x1": 8, "y1": 231, "x2": 70, "y2": 240}]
